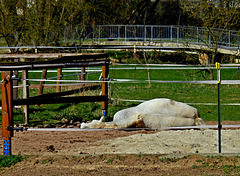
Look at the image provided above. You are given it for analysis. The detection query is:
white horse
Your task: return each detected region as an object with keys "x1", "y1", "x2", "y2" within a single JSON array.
[{"x1": 80, "y1": 98, "x2": 205, "y2": 129}]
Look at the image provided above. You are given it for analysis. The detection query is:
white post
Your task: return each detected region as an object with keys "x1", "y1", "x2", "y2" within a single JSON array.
[{"x1": 22, "y1": 70, "x2": 29, "y2": 125}]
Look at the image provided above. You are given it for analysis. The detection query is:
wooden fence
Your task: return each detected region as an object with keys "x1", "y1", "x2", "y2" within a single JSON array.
[{"x1": 0, "y1": 53, "x2": 110, "y2": 155}]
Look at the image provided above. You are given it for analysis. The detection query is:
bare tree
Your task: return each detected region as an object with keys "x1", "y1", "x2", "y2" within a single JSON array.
[
  {"x1": 143, "y1": 52, "x2": 153, "y2": 87},
  {"x1": 0, "y1": 0, "x2": 24, "y2": 52},
  {"x1": 0, "y1": 0, "x2": 88, "y2": 50},
  {"x1": 180, "y1": 0, "x2": 240, "y2": 79},
  {"x1": 182, "y1": 0, "x2": 240, "y2": 61}
]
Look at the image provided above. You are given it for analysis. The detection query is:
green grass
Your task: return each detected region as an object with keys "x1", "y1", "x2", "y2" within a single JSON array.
[
  {"x1": 1, "y1": 63, "x2": 240, "y2": 126},
  {"x1": 160, "y1": 157, "x2": 179, "y2": 162},
  {"x1": 191, "y1": 156, "x2": 240, "y2": 175},
  {"x1": 0, "y1": 155, "x2": 25, "y2": 168},
  {"x1": 109, "y1": 65, "x2": 240, "y2": 122}
]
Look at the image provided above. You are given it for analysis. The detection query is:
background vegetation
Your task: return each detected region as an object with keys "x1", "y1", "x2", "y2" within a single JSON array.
[{"x1": 1, "y1": 0, "x2": 240, "y2": 51}]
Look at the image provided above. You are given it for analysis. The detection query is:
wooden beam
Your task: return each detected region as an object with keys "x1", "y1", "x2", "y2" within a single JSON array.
[
  {"x1": 0, "y1": 53, "x2": 109, "y2": 60},
  {"x1": 50, "y1": 53, "x2": 109, "y2": 62},
  {"x1": 31, "y1": 85, "x2": 101, "y2": 99},
  {"x1": 0, "y1": 60, "x2": 110, "y2": 70},
  {"x1": 13, "y1": 95, "x2": 108, "y2": 105},
  {"x1": 0, "y1": 85, "x2": 102, "y2": 105}
]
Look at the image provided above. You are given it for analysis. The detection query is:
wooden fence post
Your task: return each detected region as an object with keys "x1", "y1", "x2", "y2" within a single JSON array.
[
  {"x1": 38, "y1": 69, "x2": 47, "y2": 95},
  {"x1": 57, "y1": 68, "x2": 62, "y2": 93},
  {"x1": 13, "y1": 59, "x2": 19, "y2": 100},
  {"x1": 1, "y1": 71, "x2": 13, "y2": 155},
  {"x1": 81, "y1": 59, "x2": 86, "y2": 95},
  {"x1": 101, "y1": 64, "x2": 109, "y2": 116},
  {"x1": 22, "y1": 70, "x2": 29, "y2": 125},
  {"x1": 81, "y1": 66, "x2": 85, "y2": 82}
]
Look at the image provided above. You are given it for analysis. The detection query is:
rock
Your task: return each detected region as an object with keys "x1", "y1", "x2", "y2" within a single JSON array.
[{"x1": 61, "y1": 118, "x2": 68, "y2": 124}]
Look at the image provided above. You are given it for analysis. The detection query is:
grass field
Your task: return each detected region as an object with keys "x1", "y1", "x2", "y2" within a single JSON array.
[
  {"x1": 109, "y1": 65, "x2": 240, "y2": 122},
  {"x1": 1, "y1": 63, "x2": 240, "y2": 126}
]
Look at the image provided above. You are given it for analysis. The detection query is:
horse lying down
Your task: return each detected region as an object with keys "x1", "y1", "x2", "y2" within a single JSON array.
[{"x1": 80, "y1": 98, "x2": 206, "y2": 129}]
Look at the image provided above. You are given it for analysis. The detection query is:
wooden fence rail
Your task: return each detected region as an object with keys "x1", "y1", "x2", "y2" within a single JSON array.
[{"x1": 0, "y1": 53, "x2": 109, "y2": 155}]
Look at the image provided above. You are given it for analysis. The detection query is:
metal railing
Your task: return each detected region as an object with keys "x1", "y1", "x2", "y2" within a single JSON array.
[
  {"x1": 65, "y1": 25, "x2": 240, "y2": 48},
  {"x1": 1, "y1": 25, "x2": 240, "y2": 50}
]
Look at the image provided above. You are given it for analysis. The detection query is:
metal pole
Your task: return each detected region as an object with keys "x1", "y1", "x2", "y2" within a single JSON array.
[
  {"x1": 118, "y1": 25, "x2": 120, "y2": 42},
  {"x1": 144, "y1": 25, "x2": 146, "y2": 42},
  {"x1": 151, "y1": 26, "x2": 153, "y2": 44},
  {"x1": 98, "y1": 26, "x2": 100, "y2": 44},
  {"x1": 177, "y1": 27, "x2": 179, "y2": 47},
  {"x1": 125, "y1": 25, "x2": 127, "y2": 44},
  {"x1": 218, "y1": 83, "x2": 221, "y2": 153},
  {"x1": 216, "y1": 62, "x2": 222, "y2": 153}
]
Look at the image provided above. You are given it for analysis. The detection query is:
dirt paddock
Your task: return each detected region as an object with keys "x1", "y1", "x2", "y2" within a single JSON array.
[{"x1": 1, "y1": 121, "x2": 240, "y2": 175}]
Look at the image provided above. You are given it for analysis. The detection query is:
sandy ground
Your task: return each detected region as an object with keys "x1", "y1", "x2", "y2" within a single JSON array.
[
  {"x1": 1, "y1": 121, "x2": 240, "y2": 175},
  {"x1": 86, "y1": 129, "x2": 240, "y2": 155},
  {"x1": 0, "y1": 121, "x2": 239, "y2": 155}
]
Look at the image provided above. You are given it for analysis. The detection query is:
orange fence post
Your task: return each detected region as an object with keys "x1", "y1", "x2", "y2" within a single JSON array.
[{"x1": 1, "y1": 71, "x2": 13, "y2": 155}]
